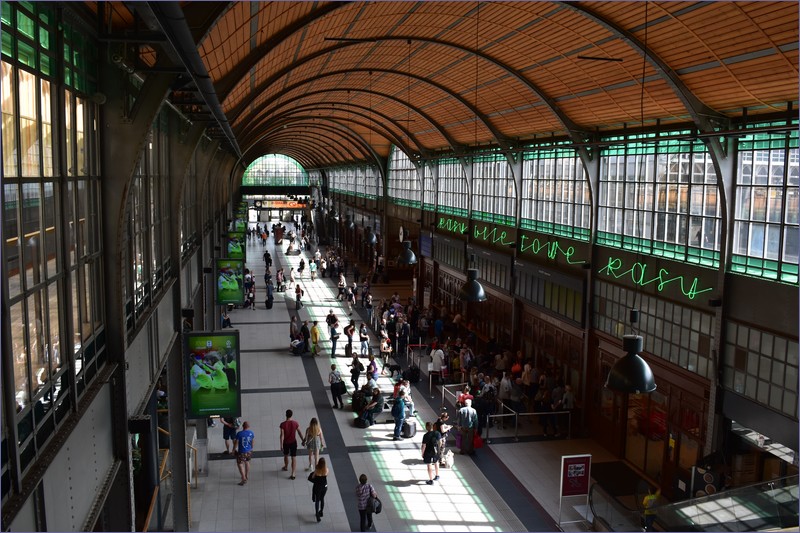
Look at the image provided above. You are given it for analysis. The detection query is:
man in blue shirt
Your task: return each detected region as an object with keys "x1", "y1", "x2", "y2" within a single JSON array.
[{"x1": 234, "y1": 421, "x2": 255, "y2": 485}]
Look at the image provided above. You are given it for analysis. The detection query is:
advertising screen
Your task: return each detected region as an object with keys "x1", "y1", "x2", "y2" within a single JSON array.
[
  {"x1": 226, "y1": 231, "x2": 246, "y2": 261},
  {"x1": 184, "y1": 331, "x2": 241, "y2": 418},
  {"x1": 215, "y1": 258, "x2": 244, "y2": 305}
]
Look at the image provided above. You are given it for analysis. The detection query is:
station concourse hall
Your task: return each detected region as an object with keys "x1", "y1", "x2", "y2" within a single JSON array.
[{"x1": 1, "y1": 2, "x2": 798, "y2": 532}]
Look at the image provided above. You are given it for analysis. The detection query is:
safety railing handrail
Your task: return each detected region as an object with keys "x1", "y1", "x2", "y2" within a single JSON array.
[
  {"x1": 484, "y1": 404, "x2": 573, "y2": 443},
  {"x1": 654, "y1": 474, "x2": 798, "y2": 532},
  {"x1": 588, "y1": 482, "x2": 643, "y2": 532}
]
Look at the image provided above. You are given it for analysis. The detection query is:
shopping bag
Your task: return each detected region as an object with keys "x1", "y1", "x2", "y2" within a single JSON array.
[
  {"x1": 454, "y1": 431, "x2": 462, "y2": 449},
  {"x1": 473, "y1": 433, "x2": 484, "y2": 449}
]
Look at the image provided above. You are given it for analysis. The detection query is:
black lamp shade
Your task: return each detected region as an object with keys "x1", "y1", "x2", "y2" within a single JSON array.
[
  {"x1": 605, "y1": 334, "x2": 657, "y2": 394},
  {"x1": 365, "y1": 227, "x2": 377, "y2": 245},
  {"x1": 397, "y1": 240, "x2": 417, "y2": 265},
  {"x1": 459, "y1": 268, "x2": 486, "y2": 302}
]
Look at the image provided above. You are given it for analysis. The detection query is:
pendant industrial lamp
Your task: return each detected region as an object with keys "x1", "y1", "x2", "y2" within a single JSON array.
[
  {"x1": 459, "y1": 254, "x2": 486, "y2": 302},
  {"x1": 364, "y1": 226, "x2": 377, "y2": 246},
  {"x1": 605, "y1": 2, "x2": 656, "y2": 395},
  {"x1": 397, "y1": 240, "x2": 417, "y2": 265},
  {"x1": 605, "y1": 334, "x2": 656, "y2": 393}
]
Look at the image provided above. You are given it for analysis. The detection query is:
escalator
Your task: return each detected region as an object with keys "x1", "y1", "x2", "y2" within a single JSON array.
[
  {"x1": 588, "y1": 476, "x2": 798, "y2": 531},
  {"x1": 654, "y1": 475, "x2": 797, "y2": 532}
]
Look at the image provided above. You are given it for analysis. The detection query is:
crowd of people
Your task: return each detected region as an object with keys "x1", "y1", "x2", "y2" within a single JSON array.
[{"x1": 219, "y1": 215, "x2": 581, "y2": 529}]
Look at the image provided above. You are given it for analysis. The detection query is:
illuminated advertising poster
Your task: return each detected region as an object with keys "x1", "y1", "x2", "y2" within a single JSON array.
[
  {"x1": 185, "y1": 331, "x2": 241, "y2": 418},
  {"x1": 216, "y1": 258, "x2": 244, "y2": 305},
  {"x1": 226, "y1": 231, "x2": 246, "y2": 261},
  {"x1": 560, "y1": 454, "x2": 592, "y2": 497},
  {"x1": 234, "y1": 217, "x2": 247, "y2": 232}
]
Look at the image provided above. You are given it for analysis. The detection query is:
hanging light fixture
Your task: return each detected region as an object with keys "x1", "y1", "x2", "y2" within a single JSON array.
[
  {"x1": 606, "y1": 335, "x2": 656, "y2": 393},
  {"x1": 605, "y1": 2, "x2": 656, "y2": 395},
  {"x1": 397, "y1": 240, "x2": 417, "y2": 265},
  {"x1": 459, "y1": 254, "x2": 486, "y2": 302},
  {"x1": 364, "y1": 226, "x2": 377, "y2": 246}
]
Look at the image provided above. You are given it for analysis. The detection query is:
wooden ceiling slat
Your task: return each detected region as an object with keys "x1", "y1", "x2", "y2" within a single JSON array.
[{"x1": 189, "y1": 1, "x2": 800, "y2": 162}]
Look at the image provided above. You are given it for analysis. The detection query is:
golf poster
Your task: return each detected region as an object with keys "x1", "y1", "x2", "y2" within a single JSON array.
[
  {"x1": 184, "y1": 331, "x2": 241, "y2": 418},
  {"x1": 215, "y1": 258, "x2": 244, "y2": 305}
]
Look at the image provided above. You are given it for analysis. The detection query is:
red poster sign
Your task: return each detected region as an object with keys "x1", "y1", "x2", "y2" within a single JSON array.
[{"x1": 561, "y1": 454, "x2": 591, "y2": 497}]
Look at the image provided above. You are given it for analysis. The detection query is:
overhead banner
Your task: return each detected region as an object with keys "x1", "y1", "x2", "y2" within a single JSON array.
[
  {"x1": 226, "y1": 231, "x2": 246, "y2": 261},
  {"x1": 216, "y1": 258, "x2": 244, "y2": 305},
  {"x1": 185, "y1": 331, "x2": 241, "y2": 419}
]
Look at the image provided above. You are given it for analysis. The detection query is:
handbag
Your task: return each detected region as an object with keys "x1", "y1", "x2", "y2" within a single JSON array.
[
  {"x1": 367, "y1": 495, "x2": 382, "y2": 514},
  {"x1": 473, "y1": 433, "x2": 484, "y2": 449},
  {"x1": 333, "y1": 381, "x2": 346, "y2": 395}
]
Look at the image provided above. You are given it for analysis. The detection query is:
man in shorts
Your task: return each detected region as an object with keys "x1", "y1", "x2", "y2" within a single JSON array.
[
  {"x1": 233, "y1": 421, "x2": 254, "y2": 485},
  {"x1": 420, "y1": 421, "x2": 442, "y2": 485},
  {"x1": 279, "y1": 409, "x2": 304, "y2": 479},
  {"x1": 220, "y1": 416, "x2": 238, "y2": 454}
]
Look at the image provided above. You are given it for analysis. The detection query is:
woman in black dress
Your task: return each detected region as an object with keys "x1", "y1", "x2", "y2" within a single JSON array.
[{"x1": 308, "y1": 458, "x2": 329, "y2": 522}]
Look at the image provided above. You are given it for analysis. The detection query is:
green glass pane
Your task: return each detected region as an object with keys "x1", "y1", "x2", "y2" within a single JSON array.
[
  {"x1": 63, "y1": 42, "x2": 70, "y2": 63},
  {"x1": 64, "y1": 66, "x2": 72, "y2": 87},
  {"x1": 73, "y1": 49, "x2": 81, "y2": 69},
  {"x1": 40, "y1": 53, "x2": 50, "y2": 75},
  {"x1": 16, "y1": 11, "x2": 34, "y2": 40},
  {"x1": 39, "y1": 27, "x2": 49, "y2": 50},
  {"x1": 38, "y1": 7, "x2": 51, "y2": 26},
  {"x1": 1, "y1": 3, "x2": 12, "y2": 26},
  {"x1": 17, "y1": 39, "x2": 35, "y2": 68},
  {"x1": 1, "y1": 32, "x2": 12, "y2": 58}
]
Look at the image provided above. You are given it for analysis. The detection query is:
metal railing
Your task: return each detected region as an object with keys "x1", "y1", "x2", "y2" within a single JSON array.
[{"x1": 484, "y1": 404, "x2": 573, "y2": 443}]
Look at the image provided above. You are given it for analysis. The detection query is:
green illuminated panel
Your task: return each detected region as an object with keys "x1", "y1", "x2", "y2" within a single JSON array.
[
  {"x1": 437, "y1": 205, "x2": 468, "y2": 218},
  {"x1": 392, "y1": 198, "x2": 421, "y2": 208},
  {"x1": 521, "y1": 219, "x2": 591, "y2": 241},
  {"x1": 472, "y1": 210, "x2": 515, "y2": 227}
]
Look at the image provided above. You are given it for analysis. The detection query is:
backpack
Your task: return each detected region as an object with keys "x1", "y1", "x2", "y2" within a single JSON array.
[{"x1": 358, "y1": 361, "x2": 365, "y2": 372}]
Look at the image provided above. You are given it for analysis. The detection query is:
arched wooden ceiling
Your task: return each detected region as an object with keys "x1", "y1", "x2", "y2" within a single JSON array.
[{"x1": 96, "y1": 1, "x2": 798, "y2": 169}]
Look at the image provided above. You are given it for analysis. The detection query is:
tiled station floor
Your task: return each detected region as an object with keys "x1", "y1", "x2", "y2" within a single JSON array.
[{"x1": 190, "y1": 228, "x2": 616, "y2": 532}]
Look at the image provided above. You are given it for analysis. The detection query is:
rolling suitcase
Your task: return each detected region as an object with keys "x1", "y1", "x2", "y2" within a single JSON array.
[{"x1": 401, "y1": 419, "x2": 416, "y2": 438}]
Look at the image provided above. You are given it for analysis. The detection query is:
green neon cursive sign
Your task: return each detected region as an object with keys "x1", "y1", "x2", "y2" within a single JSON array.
[
  {"x1": 473, "y1": 223, "x2": 514, "y2": 246},
  {"x1": 437, "y1": 216, "x2": 468, "y2": 235},
  {"x1": 519, "y1": 234, "x2": 587, "y2": 264},
  {"x1": 598, "y1": 257, "x2": 713, "y2": 300}
]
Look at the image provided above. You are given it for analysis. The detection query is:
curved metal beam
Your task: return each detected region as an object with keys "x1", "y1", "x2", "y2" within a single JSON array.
[
  {"x1": 259, "y1": 119, "x2": 370, "y2": 162},
  {"x1": 242, "y1": 99, "x2": 418, "y2": 157},
  {"x1": 245, "y1": 118, "x2": 376, "y2": 167},
  {"x1": 257, "y1": 140, "x2": 334, "y2": 169},
  {"x1": 264, "y1": 125, "x2": 365, "y2": 163},
  {"x1": 563, "y1": 2, "x2": 728, "y2": 131},
  {"x1": 234, "y1": 68, "x2": 478, "y2": 154},
  {"x1": 211, "y1": 2, "x2": 351, "y2": 97},
  {"x1": 269, "y1": 118, "x2": 388, "y2": 186},
  {"x1": 145, "y1": 2, "x2": 242, "y2": 157},
  {"x1": 224, "y1": 37, "x2": 587, "y2": 150},
  {"x1": 262, "y1": 103, "x2": 416, "y2": 158},
  {"x1": 259, "y1": 133, "x2": 345, "y2": 166},
  {"x1": 250, "y1": 134, "x2": 342, "y2": 168}
]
